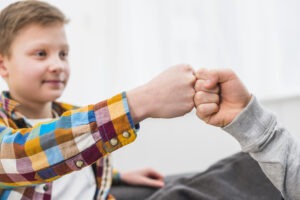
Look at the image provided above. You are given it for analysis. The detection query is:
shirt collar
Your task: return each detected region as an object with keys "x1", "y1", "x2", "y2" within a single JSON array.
[
  {"x1": 0, "y1": 91, "x2": 20, "y2": 116},
  {"x1": 0, "y1": 91, "x2": 76, "y2": 118}
]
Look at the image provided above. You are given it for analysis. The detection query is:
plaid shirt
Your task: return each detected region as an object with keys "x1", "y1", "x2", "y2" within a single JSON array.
[{"x1": 0, "y1": 91, "x2": 138, "y2": 200}]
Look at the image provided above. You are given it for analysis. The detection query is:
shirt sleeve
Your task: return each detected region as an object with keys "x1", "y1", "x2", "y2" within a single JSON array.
[
  {"x1": 112, "y1": 169, "x2": 121, "y2": 185},
  {"x1": 223, "y1": 96, "x2": 300, "y2": 200},
  {"x1": 0, "y1": 92, "x2": 139, "y2": 188}
]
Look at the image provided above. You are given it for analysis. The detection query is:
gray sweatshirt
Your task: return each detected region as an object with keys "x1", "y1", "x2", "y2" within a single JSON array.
[{"x1": 223, "y1": 96, "x2": 300, "y2": 200}]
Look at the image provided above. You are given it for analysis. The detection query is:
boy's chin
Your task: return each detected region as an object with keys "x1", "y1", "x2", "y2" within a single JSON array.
[{"x1": 43, "y1": 91, "x2": 64, "y2": 102}]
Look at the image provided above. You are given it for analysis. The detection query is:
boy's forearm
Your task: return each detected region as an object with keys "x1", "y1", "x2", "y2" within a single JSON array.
[
  {"x1": 0, "y1": 92, "x2": 137, "y2": 188},
  {"x1": 126, "y1": 85, "x2": 150, "y2": 124}
]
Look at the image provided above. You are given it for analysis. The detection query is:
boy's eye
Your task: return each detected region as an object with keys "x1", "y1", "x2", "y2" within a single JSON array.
[
  {"x1": 59, "y1": 51, "x2": 68, "y2": 59},
  {"x1": 35, "y1": 50, "x2": 47, "y2": 57}
]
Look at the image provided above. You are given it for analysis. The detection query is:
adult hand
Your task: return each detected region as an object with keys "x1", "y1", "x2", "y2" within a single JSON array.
[
  {"x1": 127, "y1": 64, "x2": 196, "y2": 123},
  {"x1": 194, "y1": 68, "x2": 251, "y2": 127},
  {"x1": 120, "y1": 168, "x2": 164, "y2": 188}
]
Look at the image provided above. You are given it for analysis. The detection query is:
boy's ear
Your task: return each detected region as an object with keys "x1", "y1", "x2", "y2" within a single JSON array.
[{"x1": 0, "y1": 54, "x2": 9, "y2": 78}]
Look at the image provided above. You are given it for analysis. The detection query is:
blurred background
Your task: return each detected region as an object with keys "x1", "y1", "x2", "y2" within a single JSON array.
[{"x1": 1, "y1": 0, "x2": 300, "y2": 175}]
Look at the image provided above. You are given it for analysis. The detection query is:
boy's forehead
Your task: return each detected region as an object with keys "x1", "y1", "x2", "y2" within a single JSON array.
[
  {"x1": 13, "y1": 23, "x2": 69, "y2": 48},
  {"x1": 19, "y1": 22, "x2": 66, "y2": 35}
]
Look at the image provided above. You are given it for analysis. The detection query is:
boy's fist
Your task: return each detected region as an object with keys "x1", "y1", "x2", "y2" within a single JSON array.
[{"x1": 127, "y1": 64, "x2": 196, "y2": 123}]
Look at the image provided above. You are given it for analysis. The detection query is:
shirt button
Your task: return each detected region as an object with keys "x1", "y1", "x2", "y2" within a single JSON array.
[
  {"x1": 122, "y1": 131, "x2": 130, "y2": 138},
  {"x1": 43, "y1": 184, "x2": 49, "y2": 191},
  {"x1": 110, "y1": 138, "x2": 118, "y2": 146},
  {"x1": 75, "y1": 160, "x2": 84, "y2": 169}
]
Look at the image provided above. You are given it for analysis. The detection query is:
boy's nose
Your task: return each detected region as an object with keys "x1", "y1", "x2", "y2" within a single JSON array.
[{"x1": 49, "y1": 58, "x2": 66, "y2": 72}]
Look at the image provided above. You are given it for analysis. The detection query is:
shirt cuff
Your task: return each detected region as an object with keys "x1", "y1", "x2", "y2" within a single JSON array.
[
  {"x1": 94, "y1": 92, "x2": 140, "y2": 153},
  {"x1": 121, "y1": 91, "x2": 140, "y2": 132},
  {"x1": 222, "y1": 96, "x2": 276, "y2": 152},
  {"x1": 112, "y1": 169, "x2": 122, "y2": 185}
]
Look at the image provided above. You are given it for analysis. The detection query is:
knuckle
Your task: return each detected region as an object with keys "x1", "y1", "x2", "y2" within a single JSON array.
[
  {"x1": 196, "y1": 110, "x2": 204, "y2": 118},
  {"x1": 195, "y1": 79, "x2": 206, "y2": 91},
  {"x1": 180, "y1": 64, "x2": 193, "y2": 73},
  {"x1": 194, "y1": 80, "x2": 201, "y2": 91},
  {"x1": 196, "y1": 91, "x2": 205, "y2": 100},
  {"x1": 197, "y1": 104, "x2": 206, "y2": 113}
]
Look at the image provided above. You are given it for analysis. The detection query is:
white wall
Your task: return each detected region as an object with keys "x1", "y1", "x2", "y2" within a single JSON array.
[
  {"x1": 113, "y1": 111, "x2": 241, "y2": 175},
  {"x1": 2, "y1": 0, "x2": 300, "y2": 102},
  {"x1": 113, "y1": 96, "x2": 300, "y2": 175}
]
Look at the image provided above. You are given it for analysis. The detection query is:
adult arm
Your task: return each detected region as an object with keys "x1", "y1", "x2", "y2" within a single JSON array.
[
  {"x1": 194, "y1": 68, "x2": 299, "y2": 200},
  {"x1": 223, "y1": 96, "x2": 300, "y2": 200}
]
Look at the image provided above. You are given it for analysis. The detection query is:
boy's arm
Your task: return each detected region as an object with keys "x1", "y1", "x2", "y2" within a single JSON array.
[
  {"x1": 194, "y1": 68, "x2": 300, "y2": 200},
  {"x1": 0, "y1": 92, "x2": 137, "y2": 188},
  {"x1": 0, "y1": 64, "x2": 196, "y2": 188}
]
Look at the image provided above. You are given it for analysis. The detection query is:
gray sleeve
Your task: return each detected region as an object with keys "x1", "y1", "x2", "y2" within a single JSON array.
[{"x1": 223, "y1": 96, "x2": 300, "y2": 200}]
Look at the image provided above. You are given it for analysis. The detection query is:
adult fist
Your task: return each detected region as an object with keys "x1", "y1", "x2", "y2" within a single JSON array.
[{"x1": 194, "y1": 68, "x2": 251, "y2": 127}]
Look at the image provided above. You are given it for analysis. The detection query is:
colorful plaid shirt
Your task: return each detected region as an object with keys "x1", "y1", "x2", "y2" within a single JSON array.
[{"x1": 0, "y1": 91, "x2": 138, "y2": 200}]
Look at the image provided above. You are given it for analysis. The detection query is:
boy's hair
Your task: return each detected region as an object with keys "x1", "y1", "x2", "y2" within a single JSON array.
[{"x1": 0, "y1": 0, "x2": 68, "y2": 57}]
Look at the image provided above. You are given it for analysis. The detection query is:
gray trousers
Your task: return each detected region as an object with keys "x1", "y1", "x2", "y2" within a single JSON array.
[{"x1": 110, "y1": 152, "x2": 282, "y2": 200}]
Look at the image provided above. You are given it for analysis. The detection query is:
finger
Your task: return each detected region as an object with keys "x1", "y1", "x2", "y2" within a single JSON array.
[
  {"x1": 186, "y1": 67, "x2": 197, "y2": 86},
  {"x1": 196, "y1": 68, "x2": 236, "y2": 89},
  {"x1": 178, "y1": 64, "x2": 197, "y2": 86},
  {"x1": 194, "y1": 91, "x2": 219, "y2": 106},
  {"x1": 183, "y1": 64, "x2": 195, "y2": 73},
  {"x1": 194, "y1": 79, "x2": 219, "y2": 93},
  {"x1": 141, "y1": 177, "x2": 165, "y2": 188},
  {"x1": 145, "y1": 169, "x2": 164, "y2": 180},
  {"x1": 195, "y1": 68, "x2": 209, "y2": 79},
  {"x1": 195, "y1": 68, "x2": 218, "y2": 90},
  {"x1": 195, "y1": 103, "x2": 219, "y2": 121}
]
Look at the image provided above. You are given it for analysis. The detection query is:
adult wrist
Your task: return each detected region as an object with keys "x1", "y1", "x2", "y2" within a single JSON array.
[{"x1": 223, "y1": 96, "x2": 275, "y2": 152}]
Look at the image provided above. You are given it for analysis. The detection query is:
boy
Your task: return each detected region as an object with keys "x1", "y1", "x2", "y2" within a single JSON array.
[
  {"x1": 0, "y1": 1, "x2": 196, "y2": 199},
  {"x1": 194, "y1": 68, "x2": 300, "y2": 200}
]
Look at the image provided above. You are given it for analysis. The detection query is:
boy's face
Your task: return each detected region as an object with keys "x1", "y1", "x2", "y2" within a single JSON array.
[{"x1": 0, "y1": 23, "x2": 70, "y2": 104}]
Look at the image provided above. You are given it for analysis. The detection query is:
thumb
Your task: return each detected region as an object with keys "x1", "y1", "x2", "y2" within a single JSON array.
[{"x1": 196, "y1": 68, "x2": 235, "y2": 89}]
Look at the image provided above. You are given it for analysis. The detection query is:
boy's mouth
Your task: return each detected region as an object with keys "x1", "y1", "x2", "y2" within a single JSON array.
[{"x1": 42, "y1": 80, "x2": 65, "y2": 85}]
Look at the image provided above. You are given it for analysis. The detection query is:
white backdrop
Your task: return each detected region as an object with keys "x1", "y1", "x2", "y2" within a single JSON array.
[
  {"x1": 1, "y1": 0, "x2": 300, "y2": 103},
  {"x1": 1, "y1": 0, "x2": 300, "y2": 174}
]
